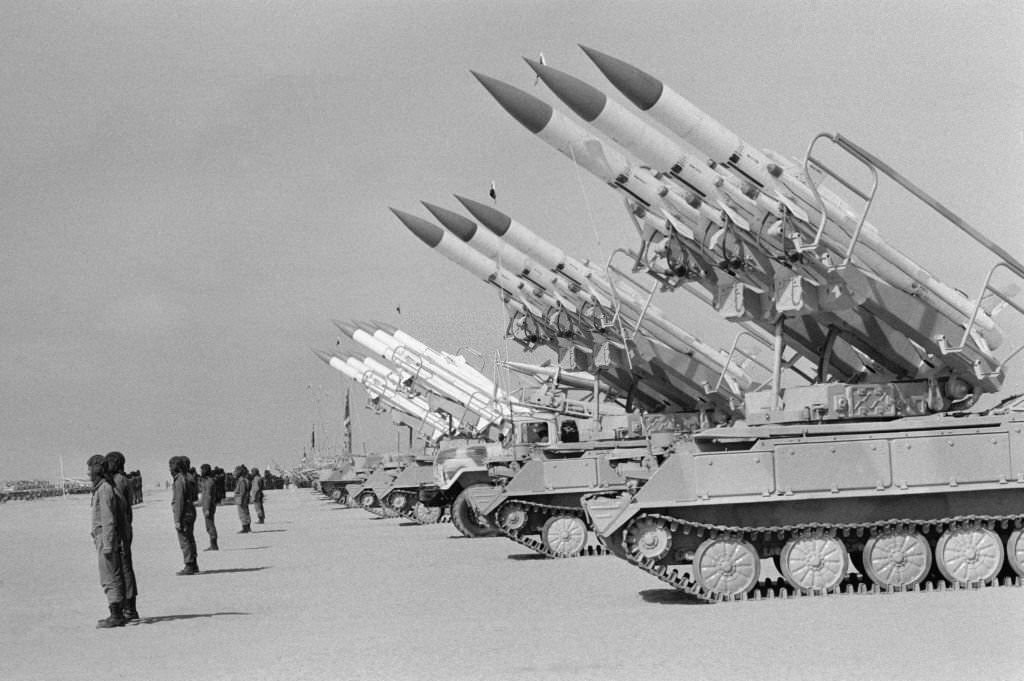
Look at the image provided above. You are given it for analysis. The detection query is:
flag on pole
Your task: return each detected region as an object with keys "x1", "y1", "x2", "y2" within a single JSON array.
[{"x1": 343, "y1": 388, "x2": 353, "y2": 455}]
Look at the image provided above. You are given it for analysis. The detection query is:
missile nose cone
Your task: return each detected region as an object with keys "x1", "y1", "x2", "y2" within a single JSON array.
[
  {"x1": 524, "y1": 57, "x2": 606, "y2": 123},
  {"x1": 390, "y1": 208, "x2": 444, "y2": 248},
  {"x1": 312, "y1": 349, "x2": 333, "y2": 365},
  {"x1": 578, "y1": 45, "x2": 663, "y2": 111},
  {"x1": 333, "y1": 319, "x2": 360, "y2": 338},
  {"x1": 471, "y1": 70, "x2": 553, "y2": 134},
  {"x1": 421, "y1": 201, "x2": 477, "y2": 242},
  {"x1": 454, "y1": 195, "x2": 512, "y2": 236},
  {"x1": 371, "y1": 320, "x2": 399, "y2": 334}
]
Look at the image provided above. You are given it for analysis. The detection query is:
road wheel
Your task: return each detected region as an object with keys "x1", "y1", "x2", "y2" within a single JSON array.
[
  {"x1": 935, "y1": 525, "x2": 1004, "y2": 585},
  {"x1": 542, "y1": 514, "x2": 588, "y2": 557},
  {"x1": 693, "y1": 536, "x2": 760, "y2": 598},
  {"x1": 330, "y1": 489, "x2": 343, "y2": 503},
  {"x1": 779, "y1": 533, "x2": 849, "y2": 593},
  {"x1": 1005, "y1": 528, "x2": 1024, "y2": 578},
  {"x1": 862, "y1": 528, "x2": 931, "y2": 588}
]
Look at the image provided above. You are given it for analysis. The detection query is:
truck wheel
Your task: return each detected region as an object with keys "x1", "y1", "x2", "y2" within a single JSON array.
[{"x1": 451, "y1": 486, "x2": 500, "y2": 538}]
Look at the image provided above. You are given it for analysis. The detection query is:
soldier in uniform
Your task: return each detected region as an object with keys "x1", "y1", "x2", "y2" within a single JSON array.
[
  {"x1": 234, "y1": 464, "x2": 252, "y2": 533},
  {"x1": 104, "y1": 452, "x2": 139, "y2": 620},
  {"x1": 170, "y1": 456, "x2": 200, "y2": 575},
  {"x1": 250, "y1": 467, "x2": 265, "y2": 525},
  {"x1": 89, "y1": 454, "x2": 125, "y2": 628},
  {"x1": 198, "y1": 464, "x2": 220, "y2": 551}
]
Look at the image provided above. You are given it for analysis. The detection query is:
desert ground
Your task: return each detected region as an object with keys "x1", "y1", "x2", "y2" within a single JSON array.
[{"x1": 1, "y1": 486, "x2": 1022, "y2": 681}]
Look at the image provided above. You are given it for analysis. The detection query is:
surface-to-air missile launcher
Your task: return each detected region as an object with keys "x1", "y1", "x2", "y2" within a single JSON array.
[
  {"x1": 317, "y1": 454, "x2": 379, "y2": 506},
  {"x1": 384, "y1": 46, "x2": 1024, "y2": 601},
  {"x1": 472, "y1": 411, "x2": 696, "y2": 558},
  {"x1": 350, "y1": 454, "x2": 412, "y2": 516},
  {"x1": 378, "y1": 451, "x2": 447, "y2": 524},
  {"x1": 463, "y1": 46, "x2": 1024, "y2": 602}
]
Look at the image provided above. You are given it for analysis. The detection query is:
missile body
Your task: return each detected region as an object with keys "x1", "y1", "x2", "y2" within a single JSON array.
[
  {"x1": 337, "y1": 320, "x2": 509, "y2": 426},
  {"x1": 455, "y1": 194, "x2": 598, "y2": 288},
  {"x1": 369, "y1": 321, "x2": 510, "y2": 403},
  {"x1": 473, "y1": 71, "x2": 774, "y2": 293},
  {"x1": 501, "y1": 360, "x2": 600, "y2": 391},
  {"x1": 392, "y1": 208, "x2": 567, "y2": 317},
  {"x1": 441, "y1": 194, "x2": 753, "y2": 392},
  {"x1": 314, "y1": 350, "x2": 451, "y2": 439},
  {"x1": 580, "y1": 45, "x2": 1002, "y2": 347},
  {"x1": 421, "y1": 202, "x2": 557, "y2": 291},
  {"x1": 527, "y1": 58, "x2": 765, "y2": 227}
]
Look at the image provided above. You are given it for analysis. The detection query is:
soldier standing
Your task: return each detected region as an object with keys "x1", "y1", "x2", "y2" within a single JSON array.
[
  {"x1": 250, "y1": 467, "x2": 265, "y2": 525},
  {"x1": 198, "y1": 464, "x2": 219, "y2": 551},
  {"x1": 105, "y1": 452, "x2": 139, "y2": 620},
  {"x1": 234, "y1": 464, "x2": 252, "y2": 533},
  {"x1": 89, "y1": 454, "x2": 125, "y2": 628},
  {"x1": 170, "y1": 456, "x2": 200, "y2": 575}
]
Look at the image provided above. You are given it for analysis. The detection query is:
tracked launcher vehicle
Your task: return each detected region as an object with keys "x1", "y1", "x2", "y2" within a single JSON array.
[
  {"x1": 351, "y1": 455, "x2": 411, "y2": 517},
  {"x1": 457, "y1": 47, "x2": 1024, "y2": 601},
  {"x1": 318, "y1": 454, "x2": 379, "y2": 506},
  {"x1": 475, "y1": 410, "x2": 699, "y2": 558},
  {"x1": 379, "y1": 451, "x2": 448, "y2": 524}
]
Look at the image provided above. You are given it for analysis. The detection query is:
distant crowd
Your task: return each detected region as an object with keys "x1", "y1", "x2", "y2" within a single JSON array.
[{"x1": 88, "y1": 452, "x2": 279, "y2": 628}]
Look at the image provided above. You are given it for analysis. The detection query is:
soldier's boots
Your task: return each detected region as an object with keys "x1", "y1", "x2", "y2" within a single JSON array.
[
  {"x1": 204, "y1": 539, "x2": 219, "y2": 551},
  {"x1": 238, "y1": 524, "x2": 251, "y2": 534},
  {"x1": 176, "y1": 562, "x2": 200, "y2": 576},
  {"x1": 96, "y1": 603, "x2": 126, "y2": 629},
  {"x1": 121, "y1": 597, "x2": 139, "y2": 621}
]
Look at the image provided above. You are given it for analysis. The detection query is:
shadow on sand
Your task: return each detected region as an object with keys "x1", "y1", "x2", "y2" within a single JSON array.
[
  {"x1": 252, "y1": 528, "x2": 286, "y2": 533},
  {"x1": 196, "y1": 566, "x2": 268, "y2": 575},
  {"x1": 506, "y1": 552, "x2": 547, "y2": 561},
  {"x1": 638, "y1": 588, "x2": 707, "y2": 605},
  {"x1": 135, "y1": 611, "x2": 249, "y2": 625},
  {"x1": 221, "y1": 546, "x2": 268, "y2": 551}
]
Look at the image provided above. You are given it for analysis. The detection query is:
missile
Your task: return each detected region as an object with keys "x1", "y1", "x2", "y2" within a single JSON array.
[
  {"x1": 421, "y1": 202, "x2": 539, "y2": 285},
  {"x1": 336, "y1": 319, "x2": 510, "y2": 425},
  {"x1": 501, "y1": 360, "x2": 602, "y2": 392},
  {"x1": 454, "y1": 194, "x2": 597, "y2": 288},
  {"x1": 363, "y1": 327, "x2": 526, "y2": 421},
  {"x1": 394, "y1": 206, "x2": 754, "y2": 407},
  {"x1": 422, "y1": 201, "x2": 583, "y2": 309},
  {"x1": 369, "y1": 320, "x2": 511, "y2": 401},
  {"x1": 443, "y1": 195, "x2": 752, "y2": 391},
  {"x1": 580, "y1": 45, "x2": 1002, "y2": 347},
  {"x1": 525, "y1": 57, "x2": 767, "y2": 226},
  {"x1": 472, "y1": 71, "x2": 669, "y2": 211},
  {"x1": 313, "y1": 350, "x2": 451, "y2": 438},
  {"x1": 392, "y1": 208, "x2": 565, "y2": 315},
  {"x1": 342, "y1": 354, "x2": 464, "y2": 434},
  {"x1": 472, "y1": 71, "x2": 774, "y2": 292}
]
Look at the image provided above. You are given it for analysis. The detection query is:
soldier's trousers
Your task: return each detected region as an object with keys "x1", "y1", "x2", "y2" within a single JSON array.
[
  {"x1": 176, "y1": 514, "x2": 198, "y2": 566},
  {"x1": 204, "y1": 505, "x2": 218, "y2": 543},
  {"x1": 97, "y1": 547, "x2": 125, "y2": 604},
  {"x1": 120, "y1": 540, "x2": 138, "y2": 600},
  {"x1": 252, "y1": 498, "x2": 265, "y2": 522},
  {"x1": 237, "y1": 503, "x2": 251, "y2": 528}
]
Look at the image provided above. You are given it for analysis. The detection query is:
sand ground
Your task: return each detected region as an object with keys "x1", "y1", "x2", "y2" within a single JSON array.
[{"x1": 1, "y1": 487, "x2": 1022, "y2": 681}]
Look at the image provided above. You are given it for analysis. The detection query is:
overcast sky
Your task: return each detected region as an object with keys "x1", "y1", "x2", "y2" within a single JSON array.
[{"x1": 2, "y1": 1, "x2": 1022, "y2": 484}]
